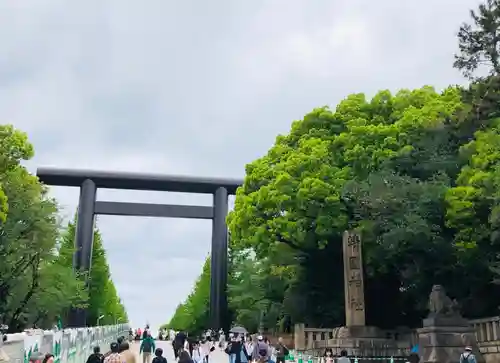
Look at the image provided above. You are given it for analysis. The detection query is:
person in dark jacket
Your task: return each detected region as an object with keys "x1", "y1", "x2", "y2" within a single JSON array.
[
  {"x1": 226, "y1": 335, "x2": 248, "y2": 363},
  {"x1": 152, "y1": 348, "x2": 167, "y2": 363},
  {"x1": 178, "y1": 351, "x2": 193, "y2": 363},
  {"x1": 275, "y1": 338, "x2": 288, "y2": 363},
  {"x1": 86, "y1": 346, "x2": 104, "y2": 363},
  {"x1": 173, "y1": 332, "x2": 187, "y2": 359}
]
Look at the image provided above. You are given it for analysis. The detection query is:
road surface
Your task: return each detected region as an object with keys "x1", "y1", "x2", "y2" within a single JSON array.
[{"x1": 129, "y1": 340, "x2": 228, "y2": 363}]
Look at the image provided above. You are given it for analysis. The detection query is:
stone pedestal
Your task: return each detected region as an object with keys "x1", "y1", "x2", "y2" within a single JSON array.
[
  {"x1": 294, "y1": 323, "x2": 306, "y2": 351},
  {"x1": 338, "y1": 326, "x2": 384, "y2": 339},
  {"x1": 418, "y1": 319, "x2": 485, "y2": 363}
]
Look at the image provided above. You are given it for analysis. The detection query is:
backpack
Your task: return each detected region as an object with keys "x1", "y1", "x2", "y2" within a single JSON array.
[
  {"x1": 282, "y1": 346, "x2": 289, "y2": 356},
  {"x1": 154, "y1": 357, "x2": 167, "y2": 363},
  {"x1": 142, "y1": 339, "x2": 153, "y2": 352},
  {"x1": 461, "y1": 353, "x2": 471, "y2": 363},
  {"x1": 258, "y1": 342, "x2": 268, "y2": 357}
]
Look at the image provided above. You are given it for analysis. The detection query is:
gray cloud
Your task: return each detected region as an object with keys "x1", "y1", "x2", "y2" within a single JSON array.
[{"x1": 0, "y1": 0, "x2": 479, "y2": 332}]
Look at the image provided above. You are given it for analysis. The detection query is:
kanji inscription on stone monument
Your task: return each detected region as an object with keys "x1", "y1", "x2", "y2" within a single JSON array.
[{"x1": 343, "y1": 230, "x2": 366, "y2": 326}]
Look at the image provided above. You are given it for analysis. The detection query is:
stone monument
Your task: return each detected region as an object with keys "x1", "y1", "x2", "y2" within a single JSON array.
[
  {"x1": 417, "y1": 285, "x2": 484, "y2": 363},
  {"x1": 341, "y1": 230, "x2": 381, "y2": 338},
  {"x1": 343, "y1": 230, "x2": 366, "y2": 326}
]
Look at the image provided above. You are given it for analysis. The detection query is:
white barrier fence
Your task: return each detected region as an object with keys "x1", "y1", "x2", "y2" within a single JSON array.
[{"x1": 1, "y1": 324, "x2": 129, "y2": 363}]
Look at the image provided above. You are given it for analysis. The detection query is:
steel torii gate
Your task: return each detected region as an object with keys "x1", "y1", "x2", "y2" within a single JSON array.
[{"x1": 37, "y1": 167, "x2": 242, "y2": 330}]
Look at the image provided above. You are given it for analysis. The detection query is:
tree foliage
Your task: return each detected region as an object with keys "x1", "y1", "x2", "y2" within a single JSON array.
[
  {"x1": 169, "y1": 0, "x2": 500, "y2": 333},
  {"x1": 226, "y1": 86, "x2": 478, "y2": 329},
  {"x1": 0, "y1": 125, "x2": 34, "y2": 222},
  {"x1": 167, "y1": 84, "x2": 500, "y2": 331},
  {"x1": 454, "y1": 0, "x2": 500, "y2": 79},
  {"x1": 164, "y1": 256, "x2": 210, "y2": 334},
  {"x1": 0, "y1": 124, "x2": 127, "y2": 331},
  {"x1": 0, "y1": 126, "x2": 86, "y2": 331},
  {"x1": 58, "y1": 219, "x2": 128, "y2": 326}
]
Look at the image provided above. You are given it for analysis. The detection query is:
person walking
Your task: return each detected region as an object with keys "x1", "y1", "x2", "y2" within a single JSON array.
[
  {"x1": 244, "y1": 337, "x2": 253, "y2": 358},
  {"x1": 192, "y1": 342, "x2": 203, "y2": 363},
  {"x1": 173, "y1": 332, "x2": 187, "y2": 359},
  {"x1": 200, "y1": 336, "x2": 213, "y2": 363},
  {"x1": 322, "y1": 348, "x2": 334, "y2": 363},
  {"x1": 104, "y1": 342, "x2": 123, "y2": 363},
  {"x1": 179, "y1": 351, "x2": 194, "y2": 363},
  {"x1": 152, "y1": 348, "x2": 167, "y2": 363},
  {"x1": 460, "y1": 346, "x2": 477, "y2": 363},
  {"x1": 120, "y1": 342, "x2": 136, "y2": 363},
  {"x1": 252, "y1": 336, "x2": 269, "y2": 363},
  {"x1": 218, "y1": 330, "x2": 225, "y2": 349},
  {"x1": 275, "y1": 338, "x2": 288, "y2": 363},
  {"x1": 140, "y1": 332, "x2": 156, "y2": 363},
  {"x1": 86, "y1": 347, "x2": 104, "y2": 363},
  {"x1": 336, "y1": 350, "x2": 350, "y2": 363}
]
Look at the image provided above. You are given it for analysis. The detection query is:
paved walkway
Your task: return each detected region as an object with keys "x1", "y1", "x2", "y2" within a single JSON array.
[{"x1": 129, "y1": 340, "x2": 228, "y2": 363}]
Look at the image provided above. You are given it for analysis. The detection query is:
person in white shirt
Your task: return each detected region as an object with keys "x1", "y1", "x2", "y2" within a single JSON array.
[
  {"x1": 200, "y1": 336, "x2": 213, "y2": 363},
  {"x1": 218, "y1": 330, "x2": 226, "y2": 350},
  {"x1": 337, "y1": 350, "x2": 350, "y2": 363},
  {"x1": 245, "y1": 336, "x2": 254, "y2": 358},
  {"x1": 192, "y1": 342, "x2": 203, "y2": 363}
]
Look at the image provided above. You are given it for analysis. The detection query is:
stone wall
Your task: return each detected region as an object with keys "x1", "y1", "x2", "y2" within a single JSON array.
[
  {"x1": 1, "y1": 324, "x2": 129, "y2": 363},
  {"x1": 295, "y1": 316, "x2": 500, "y2": 362},
  {"x1": 470, "y1": 316, "x2": 500, "y2": 363}
]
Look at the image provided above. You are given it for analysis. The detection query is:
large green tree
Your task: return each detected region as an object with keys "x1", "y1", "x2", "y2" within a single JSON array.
[
  {"x1": 0, "y1": 124, "x2": 127, "y2": 331},
  {"x1": 168, "y1": 0, "x2": 500, "y2": 332},
  {"x1": 0, "y1": 125, "x2": 86, "y2": 331},
  {"x1": 226, "y1": 86, "x2": 475, "y2": 328}
]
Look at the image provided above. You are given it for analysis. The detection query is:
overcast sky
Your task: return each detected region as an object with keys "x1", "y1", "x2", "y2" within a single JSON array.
[{"x1": 0, "y1": 0, "x2": 480, "y2": 332}]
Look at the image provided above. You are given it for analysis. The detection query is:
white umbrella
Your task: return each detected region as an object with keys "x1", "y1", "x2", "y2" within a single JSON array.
[{"x1": 229, "y1": 326, "x2": 247, "y2": 334}]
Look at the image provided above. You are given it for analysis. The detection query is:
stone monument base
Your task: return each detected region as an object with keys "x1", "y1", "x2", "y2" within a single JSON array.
[
  {"x1": 338, "y1": 326, "x2": 384, "y2": 339},
  {"x1": 418, "y1": 324, "x2": 485, "y2": 363},
  {"x1": 423, "y1": 315, "x2": 469, "y2": 328},
  {"x1": 324, "y1": 326, "x2": 409, "y2": 359}
]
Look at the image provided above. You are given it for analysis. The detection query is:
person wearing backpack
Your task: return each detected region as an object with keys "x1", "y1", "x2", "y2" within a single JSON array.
[
  {"x1": 86, "y1": 346, "x2": 105, "y2": 363},
  {"x1": 460, "y1": 346, "x2": 477, "y2": 363},
  {"x1": 140, "y1": 332, "x2": 156, "y2": 363},
  {"x1": 152, "y1": 348, "x2": 167, "y2": 363},
  {"x1": 275, "y1": 337, "x2": 288, "y2": 363},
  {"x1": 252, "y1": 336, "x2": 270, "y2": 363}
]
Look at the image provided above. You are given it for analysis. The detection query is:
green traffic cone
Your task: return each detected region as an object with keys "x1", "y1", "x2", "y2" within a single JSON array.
[
  {"x1": 298, "y1": 353, "x2": 303, "y2": 363},
  {"x1": 307, "y1": 356, "x2": 313, "y2": 363}
]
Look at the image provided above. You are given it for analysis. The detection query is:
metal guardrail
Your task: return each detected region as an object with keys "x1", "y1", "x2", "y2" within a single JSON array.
[{"x1": 286, "y1": 351, "x2": 407, "y2": 363}]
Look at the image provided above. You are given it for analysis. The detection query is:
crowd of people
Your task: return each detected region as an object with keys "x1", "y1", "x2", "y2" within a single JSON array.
[
  {"x1": 169, "y1": 329, "x2": 290, "y2": 363},
  {"x1": 5, "y1": 324, "x2": 478, "y2": 363},
  {"x1": 86, "y1": 328, "x2": 163, "y2": 363}
]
